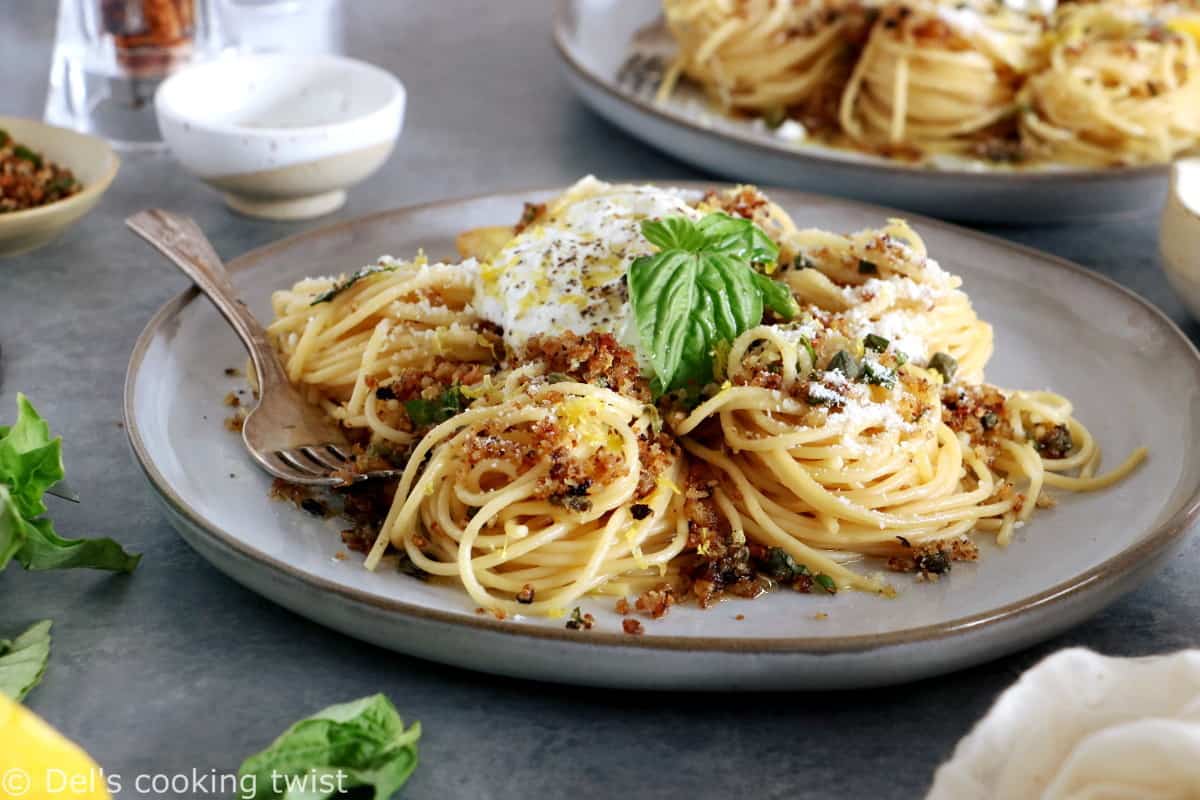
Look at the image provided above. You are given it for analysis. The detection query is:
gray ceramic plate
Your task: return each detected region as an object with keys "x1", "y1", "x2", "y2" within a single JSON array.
[
  {"x1": 552, "y1": 0, "x2": 1169, "y2": 224},
  {"x1": 125, "y1": 185, "x2": 1200, "y2": 690}
]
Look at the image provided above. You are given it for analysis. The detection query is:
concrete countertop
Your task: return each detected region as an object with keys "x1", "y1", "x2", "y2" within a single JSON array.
[{"x1": 1, "y1": 2, "x2": 1197, "y2": 798}]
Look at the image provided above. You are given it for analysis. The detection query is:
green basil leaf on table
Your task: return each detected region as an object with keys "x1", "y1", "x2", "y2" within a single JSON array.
[
  {"x1": 0, "y1": 394, "x2": 140, "y2": 573},
  {"x1": 0, "y1": 620, "x2": 52, "y2": 701},
  {"x1": 237, "y1": 693, "x2": 421, "y2": 800}
]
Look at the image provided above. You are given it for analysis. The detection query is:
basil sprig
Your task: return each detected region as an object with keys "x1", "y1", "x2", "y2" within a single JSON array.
[
  {"x1": 629, "y1": 213, "x2": 797, "y2": 394},
  {"x1": 237, "y1": 693, "x2": 421, "y2": 800},
  {"x1": 1, "y1": 394, "x2": 140, "y2": 573}
]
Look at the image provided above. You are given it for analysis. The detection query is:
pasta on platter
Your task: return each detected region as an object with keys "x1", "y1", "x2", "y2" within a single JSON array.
[
  {"x1": 657, "y1": 0, "x2": 1200, "y2": 167},
  {"x1": 266, "y1": 177, "x2": 1144, "y2": 618}
]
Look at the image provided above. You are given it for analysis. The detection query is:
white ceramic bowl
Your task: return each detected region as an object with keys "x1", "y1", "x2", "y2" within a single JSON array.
[
  {"x1": 155, "y1": 53, "x2": 405, "y2": 220},
  {"x1": 1161, "y1": 158, "x2": 1200, "y2": 320}
]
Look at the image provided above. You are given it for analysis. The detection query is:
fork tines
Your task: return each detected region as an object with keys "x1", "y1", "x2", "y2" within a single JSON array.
[
  {"x1": 270, "y1": 444, "x2": 355, "y2": 483},
  {"x1": 616, "y1": 51, "x2": 667, "y2": 96}
]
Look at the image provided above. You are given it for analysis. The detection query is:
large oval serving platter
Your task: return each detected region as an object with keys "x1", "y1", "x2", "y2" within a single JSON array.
[
  {"x1": 126, "y1": 185, "x2": 1200, "y2": 690},
  {"x1": 553, "y1": 0, "x2": 1169, "y2": 224}
]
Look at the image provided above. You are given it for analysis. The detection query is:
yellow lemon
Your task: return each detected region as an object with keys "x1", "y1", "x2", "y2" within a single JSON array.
[
  {"x1": 0, "y1": 693, "x2": 110, "y2": 799},
  {"x1": 1168, "y1": 16, "x2": 1200, "y2": 43}
]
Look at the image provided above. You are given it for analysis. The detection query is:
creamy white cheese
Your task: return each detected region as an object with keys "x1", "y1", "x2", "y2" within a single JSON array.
[
  {"x1": 1002, "y1": 0, "x2": 1056, "y2": 16},
  {"x1": 474, "y1": 177, "x2": 700, "y2": 359}
]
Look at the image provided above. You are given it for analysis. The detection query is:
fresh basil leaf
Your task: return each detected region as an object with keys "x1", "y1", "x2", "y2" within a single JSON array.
[
  {"x1": 0, "y1": 395, "x2": 140, "y2": 574},
  {"x1": 641, "y1": 216, "x2": 708, "y2": 252},
  {"x1": 0, "y1": 620, "x2": 51, "y2": 701},
  {"x1": 404, "y1": 386, "x2": 464, "y2": 427},
  {"x1": 751, "y1": 271, "x2": 799, "y2": 318},
  {"x1": 630, "y1": 249, "x2": 760, "y2": 392},
  {"x1": 629, "y1": 214, "x2": 796, "y2": 393},
  {"x1": 310, "y1": 262, "x2": 401, "y2": 306},
  {"x1": 16, "y1": 517, "x2": 140, "y2": 573},
  {"x1": 695, "y1": 213, "x2": 780, "y2": 264},
  {"x1": 237, "y1": 693, "x2": 421, "y2": 800},
  {"x1": 0, "y1": 394, "x2": 63, "y2": 521}
]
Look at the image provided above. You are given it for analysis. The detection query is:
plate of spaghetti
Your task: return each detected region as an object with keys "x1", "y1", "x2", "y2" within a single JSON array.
[
  {"x1": 125, "y1": 179, "x2": 1200, "y2": 689},
  {"x1": 553, "y1": 0, "x2": 1200, "y2": 222}
]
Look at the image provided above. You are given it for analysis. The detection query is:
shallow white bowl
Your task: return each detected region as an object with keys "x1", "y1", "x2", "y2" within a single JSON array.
[
  {"x1": 155, "y1": 53, "x2": 405, "y2": 220},
  {"x1": 1161, "y1": 158, "x2": 1200, "y2": 320}
]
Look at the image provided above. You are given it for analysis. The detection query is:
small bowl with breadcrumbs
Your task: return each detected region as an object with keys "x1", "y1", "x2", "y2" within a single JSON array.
[{"x1": 0, "y1": 116, "x2": 119, "y2": 258}]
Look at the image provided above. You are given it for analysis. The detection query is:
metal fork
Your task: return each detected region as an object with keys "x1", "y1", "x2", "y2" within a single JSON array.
[
  {"x1": 615, "y1": 16, "x2": 674, "y2": 97},
  {"x1": 127, "y1": 209, "x2": 401, "y2": 487}
]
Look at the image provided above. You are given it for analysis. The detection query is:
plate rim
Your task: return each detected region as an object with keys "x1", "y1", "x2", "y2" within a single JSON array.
[
  {"x1": 550, "y1": 0, "x2": 1171, "y2": 185},
  {"x1": 124, "y1": 182, "x2": 1200, "y2": 655}
]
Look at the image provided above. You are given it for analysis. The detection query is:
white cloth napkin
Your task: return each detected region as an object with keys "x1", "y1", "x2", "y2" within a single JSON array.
[{"x1": 927, "y1": 648, "x2": 1200, "y2": 799}]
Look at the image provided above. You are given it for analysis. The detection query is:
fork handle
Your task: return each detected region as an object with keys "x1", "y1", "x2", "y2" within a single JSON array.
[{"x1": 126, "y1": 209, "x2": 291, "y2": 395}]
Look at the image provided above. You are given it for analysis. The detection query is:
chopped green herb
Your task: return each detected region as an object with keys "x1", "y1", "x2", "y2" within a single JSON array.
[
  {"x1": 310, "y1": 261, "x2": 401, "y2": 305},
  {"x1": 545, "y1": 372, "x2": 572, "y2": 384},
  {"x1": 762, "y1": 106, "x2": 788, "y2": 130},
  {"x1": 404, "y1": 386, "x2": 464, "y2": 427},
  {"x1": 861, "y1": 358, "x2": 896, "y2": 388},
  {"x1": 566, "y1": 607, "x2": 594, "y2": 630},
  {"x1": 47, "y1": 175, "x2": 77, "y2": 194},
  {"x1": 12, "y1": 145, "x2": 42, "y2": 168},
  {"x1": 858, "y1": 259, "x2": 879, "y2": 275},
  {"x1": 762, "y1": 547, "x2": 809, "y2": 582},
  {"x1": 980, "y1": 411, "x2": 1000, "y2": 431},
  {"x1": 915, "y1": 550, "x2": 951, "y2": 575},
  {"x1": 396, "y1": 553, "x2": 428, "y2": 580},
  {"x1": 798, "y1": 336, "x2": 817, "y2": 370},
  {"x1": 864, "y1": 333, "x2": 890, "y2": 352},
  {"x1": 1035, "y1": 424, "x2": 1074, "y2": 458},
  {"x1": 367, "y1": 439, "x2": 408, "y2": 468},
  {"x1": 237, "y1": 694, "x2": 420, "y2": 800},
  {"x1": 642, "y1": 404, "x2": 663, "y2": 435},
  {"x1": 814, "y1": 573, "x2": 838, "y2": 593},
  {"x1": 826, "y1": 349, "x2": 859, "y2": 380},
  {"x1": 894, "y1": 350, "x2": 909, "y2": 367},
  {"x1": 928, "y1": 352, "x2": 958, "y2": 382},
  {"x1": 628, "y1": 213, "x2": 796, "y2": 394}
]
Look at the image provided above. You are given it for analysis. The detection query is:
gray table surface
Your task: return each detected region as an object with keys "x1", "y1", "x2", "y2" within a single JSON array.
[{"x1": 3, "y1": 2, "x2": 1199, "y2": 798}]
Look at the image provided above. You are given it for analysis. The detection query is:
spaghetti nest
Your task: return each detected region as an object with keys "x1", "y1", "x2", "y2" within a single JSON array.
[
  {"x1": 658, "y1": 0, "x2": 1200, "y2": 166},
  {"x1": 266, "y1": 182, "x2": 1144, "y2": 616},
  {"x1": 1020, "y1": 3, "x2": 1200, "y2": 165}
]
